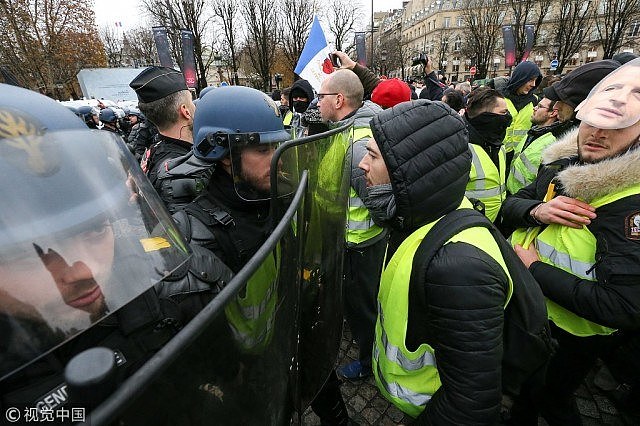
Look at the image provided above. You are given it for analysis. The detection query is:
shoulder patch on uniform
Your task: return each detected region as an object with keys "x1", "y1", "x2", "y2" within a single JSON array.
[{"x1": 625, "y1": 211, "x2": 640, "y2": 240}]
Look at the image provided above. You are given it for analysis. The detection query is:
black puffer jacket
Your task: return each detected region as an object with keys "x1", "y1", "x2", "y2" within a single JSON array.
[{"x1": 371, "y1": 100, "x2": 511, "y2": 425}]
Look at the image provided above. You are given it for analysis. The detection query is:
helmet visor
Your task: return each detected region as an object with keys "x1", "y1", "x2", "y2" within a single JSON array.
[
  {"x1": 0, "y1": 130, "x2": 190, "y2": 380},
  {"x1": 228, "y1": 133, "x2": 297, "y2": 201}
]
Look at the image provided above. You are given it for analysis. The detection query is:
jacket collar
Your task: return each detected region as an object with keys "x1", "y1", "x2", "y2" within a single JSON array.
[{"x1": 541, "y1": 128, "x2": 640, "y2": 202}]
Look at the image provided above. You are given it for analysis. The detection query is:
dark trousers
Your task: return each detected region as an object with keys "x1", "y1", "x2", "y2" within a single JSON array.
[
  {"x1": 343, "y1": 237, "x2": 387, "y2": 368},
  {"x1": 511, "y1": 322, "x2": 616, "y2": 426}
]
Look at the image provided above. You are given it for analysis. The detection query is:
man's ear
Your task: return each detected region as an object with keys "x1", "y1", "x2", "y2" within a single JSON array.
[{"x1": 180, "y1": 103, "x2": 192, "y2": 120}]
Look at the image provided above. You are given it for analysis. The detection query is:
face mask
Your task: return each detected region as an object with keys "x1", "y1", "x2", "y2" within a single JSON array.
[
  {"x1": 468, "y1": 112, "x2": 513, "y2": 142},
  {"x1": 293, "y1": 100, "x2": 310, "y2": 114},
  {"x1": 366, "y1": 183, "x2": 396, "y2": 225}
]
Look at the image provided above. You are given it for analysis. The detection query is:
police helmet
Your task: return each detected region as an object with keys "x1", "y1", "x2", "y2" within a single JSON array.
[
  {"x1": 0, "y1": 84, "x2": 190, "y2": 379},
  {"x1": 76, "y1": 105, "x2": 100, "y2": 125},
  {"x1": 198, "y1": 85, "x2": 216, "y2": 99},
  {"x1": 127, "y1": 106, "x2": 144, "y2": 119},
  {"x1": 99, "y1": 107, "x2": 118, "y2": 124},
  {"x1": 193, "y1": 86, "x2": 290, "y2": 161}
]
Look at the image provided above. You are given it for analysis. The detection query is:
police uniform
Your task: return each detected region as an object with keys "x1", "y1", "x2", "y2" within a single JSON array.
[{"x1": 130, "y1": 67, "x2": 206, "y2": 213}]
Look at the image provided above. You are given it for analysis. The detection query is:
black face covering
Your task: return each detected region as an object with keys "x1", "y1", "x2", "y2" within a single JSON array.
[
  {"x1": 292, "y1": 100, "x2": 310, "y2": 114},
  {"x1": 468, "y1": 112, "x2": 513, "y2": 143}
]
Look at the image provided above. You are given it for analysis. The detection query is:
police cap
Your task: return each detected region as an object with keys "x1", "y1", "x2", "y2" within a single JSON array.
[{"x1": 130, "y1": 66, "x2": 188, "y2": 103}]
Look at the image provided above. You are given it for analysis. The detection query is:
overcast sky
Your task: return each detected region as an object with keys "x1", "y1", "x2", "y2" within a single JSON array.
[{"x1": 94, "y1": 0, "x2": 404, "y2": 32}]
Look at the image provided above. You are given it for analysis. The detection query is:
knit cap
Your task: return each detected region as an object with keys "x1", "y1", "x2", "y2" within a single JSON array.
[{"x1": 371, "y1": 78, "x2": 412, "y2": 109}]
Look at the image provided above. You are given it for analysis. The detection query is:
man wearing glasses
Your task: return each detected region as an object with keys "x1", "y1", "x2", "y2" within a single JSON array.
[
  {"x1": 317, "y1": 69, "x2": 386, "y2": 381},
  {"x1": 505, "y1": 60, "x2": 620, "y2": 197}
]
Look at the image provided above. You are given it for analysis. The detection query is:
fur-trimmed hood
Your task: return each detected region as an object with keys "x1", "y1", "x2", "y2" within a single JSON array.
[{"x1": 541, "y1": 128, "x2": 640, "y2": 202}]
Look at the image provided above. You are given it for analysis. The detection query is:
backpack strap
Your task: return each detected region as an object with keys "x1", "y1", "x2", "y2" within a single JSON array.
[{"x1": 409, "y1": 209, "x2": 492, "y2": 310}]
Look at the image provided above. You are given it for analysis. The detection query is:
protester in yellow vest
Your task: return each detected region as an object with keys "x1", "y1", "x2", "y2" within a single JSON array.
[
  {"x1": 463, "y1": 87, "x2": 512, "y2": 221},
  {"x1": 360, "y1": 100, "x2": 515, "y2": 423},
  {"x1": 506, "y1": 60, "x2": 621, "y2": 197},
  {"x1": 506, "y1": 97, "x2": 562, "y2": 194},
  {"x1": 501, "y1": 61, "x2": 541, "y2": 165},
  {"x1": 318, "y1": 69, "x2": 385, "y2": 380},
  {"x1": 504, "y1": 58, "x2": 640, "y2": 425}
]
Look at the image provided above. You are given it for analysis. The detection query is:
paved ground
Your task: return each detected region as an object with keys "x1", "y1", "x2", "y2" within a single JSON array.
[{"x1": 303, "y1": 324, "x2": 639, "y2": 425}]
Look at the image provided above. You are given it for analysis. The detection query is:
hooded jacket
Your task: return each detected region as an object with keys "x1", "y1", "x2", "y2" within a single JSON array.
[
  {"x1": 501, "y1": 129, "x2": 640, "y2": 330},
  {"x1": 288, "y1": 79, "x2": 314, "y2": 112},
  {"x1": 503, "y1": 61, "x2": 542, "y2": 111},
  {"x1": 370, "y1": 100, "x2": 511, "y2": 424}
]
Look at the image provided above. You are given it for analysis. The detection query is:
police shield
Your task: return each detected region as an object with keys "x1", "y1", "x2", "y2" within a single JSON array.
[
  {"x1": 82, "y1": 123, "x2": 353, "y2": 424},
  {"x1": 271, "y1": 122, "x2": 354, "y2": 412}
]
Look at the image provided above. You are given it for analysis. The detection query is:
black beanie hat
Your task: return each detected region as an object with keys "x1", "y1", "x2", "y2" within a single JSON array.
[{"x1": 543, "y1": 60, "x2": 620, "y2": 108}]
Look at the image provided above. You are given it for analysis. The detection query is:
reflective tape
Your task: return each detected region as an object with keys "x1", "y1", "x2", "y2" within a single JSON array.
[
  {"x1": 376, "y1": 359, "x2": 432, "y2": 407},
  {"x1": 537, "y1": 239, "x2": 596, "y2": 280},
  {"x1": 466, "y1": 184, "x2": 505, "y2": 199}
]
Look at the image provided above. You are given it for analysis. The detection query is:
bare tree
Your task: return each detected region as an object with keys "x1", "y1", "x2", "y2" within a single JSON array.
[
  {"x1": 376, "y1": 32, "x2": 410, "y2": 79},
  {"x1": 242, "y1": 0, "x2": 279, "y2": 91},
  {"x1": 142, "y1": 0, "x2": 214, "y2": 89},
  {"x1": 280, "y1": 0, "x2": 316, "y2": 73},
  {"x1": 324, "y1": 0, "x2": 364, "y2": 52},
  {"x1": 123, "y1": 28, "x2": 158, "y2": 67},
  {"x1": 460, "y1": 0, "x2": 506, "y2": 79},
  {"x1": 546, "y1": 0, "x2": 595, "y2": 73},
  {"x1": 100, "y1": 25, "x2": 125, "y2": 67},
  {"x1": 595, "y1": 0, "x2": 640, "y2": 58},
  {"x1": 211, "y1": 0, "x2": 241, "y2": 85},
  {"x1": 507, "y1": 0, "x2": 553, "y2": 62},
  {"x1": 0, "y1": 0, "x2": 106, "y2": 98}
]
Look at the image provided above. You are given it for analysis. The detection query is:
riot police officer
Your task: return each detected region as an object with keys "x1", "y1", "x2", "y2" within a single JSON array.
[
  {"x1": 130, "y1": 66, "x2": 200, "y2": 213},
  {"x1": 126, "y1": 107, "x2": 158, "y2": 161},
  {"x1": 0, "y1": 84, "x2": 232, "y2": 417},
  {"x1": 174, "y1": 85, "x2": 350, "y2": 424},
  {"x1": 76, "y1": 105, "x2": 101, "y2": 129},
  {"x1": 99, "y1": 107, "x2": 124, "y2": 136}
]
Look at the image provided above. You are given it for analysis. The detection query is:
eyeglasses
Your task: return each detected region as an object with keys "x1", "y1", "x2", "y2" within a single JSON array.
[{"x1": 317, "y1": 93, "x2": 340, "y2": 100}]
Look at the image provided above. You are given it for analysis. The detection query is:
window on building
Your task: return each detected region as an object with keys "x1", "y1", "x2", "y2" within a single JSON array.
[
  {"x1": 629, "y1": 21, "x2": 640, "y2": 37},
  {"x1": 454, "y1": 36, "x2": 461, "y2": 51},
  {"x1": 442, "y1": 40, "x2": 449, "y2": 52},
  {"x1": 457, "y1": 16, "x2": 463, "y2": 27},
  {"x1": 444, "y1": 17, "x2": 451, "y2": 28}
]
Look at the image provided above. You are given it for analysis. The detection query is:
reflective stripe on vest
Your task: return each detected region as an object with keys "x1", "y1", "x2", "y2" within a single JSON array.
[
  {"x1": 504, "y1": 99, "x2": 534, "y2": 153},
  {"x1": 465, "y1": 143, "x2": 506, "y2": 222},
  {"x1": 373, "y1": 198, "x2": 513, "y2": 417},
  {"x1": 346, "y1": 126, "x2": 383, "y2": 244},
  {"x1": 511, "y1": 184, "x2": 640, "y2": 337},
  {"x1": 225, "y1": 246, "x2": 280, "y2": 353},
  {"x1": 507, "y1": 132, "x2": 557, "y2": 194}
]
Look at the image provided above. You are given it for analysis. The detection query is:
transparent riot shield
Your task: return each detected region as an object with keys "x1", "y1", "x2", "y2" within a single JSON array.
[
  {"x1": 88, "y1": 121, "x2": 353, "y2": 425},
  {"x1": 89, "y1": 165, "x2": 305, "y2": 426},
  {"x1": 270, "y1": 121, "x2": 354, "y2": 414}
]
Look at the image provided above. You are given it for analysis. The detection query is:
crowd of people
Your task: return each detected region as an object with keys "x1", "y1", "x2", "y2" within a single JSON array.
[{"x1": 1, "y1": 48, "x2": 639, "y2": 425}]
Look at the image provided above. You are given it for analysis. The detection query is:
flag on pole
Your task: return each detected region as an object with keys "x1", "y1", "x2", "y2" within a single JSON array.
[{"x1": 294, "y1": 16, "x2": 334, "y2": 92}]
